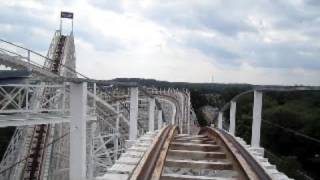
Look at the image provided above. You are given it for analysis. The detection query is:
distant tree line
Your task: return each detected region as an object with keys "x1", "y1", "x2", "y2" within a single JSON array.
[
  {"x1": 0, "y1": 78, "x2": 319, "y2": 179},
  {"x1": 114, "y1": 78, "x2": 320, "y2": 179}
]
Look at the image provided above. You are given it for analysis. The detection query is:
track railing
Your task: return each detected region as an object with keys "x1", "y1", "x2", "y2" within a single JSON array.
[
  {"x1": 130, "y1": 125, "x2": 178, "y2": 180},
  {"x1": 128, "y1": 125, "x2": 273, "y2": 180}
]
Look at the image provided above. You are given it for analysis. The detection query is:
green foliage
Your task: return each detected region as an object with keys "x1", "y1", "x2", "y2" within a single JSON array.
[
  {"x1": 265, "y1": 150, "x2": 305, "y2": 179},
  {"x1": 149, "y1": 78, "x2": 320, "y2": 179},
  {"x1": 256, "y1": 92, "x2": 320, "y2": 179},
  {"x1": 0, "y1": 78, "x2": 319, "y2": 179}
]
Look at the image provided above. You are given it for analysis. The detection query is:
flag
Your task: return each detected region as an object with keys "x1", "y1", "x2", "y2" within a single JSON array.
[{"x1": 61, "y1": 11, "x2": 73, "y2": 19}]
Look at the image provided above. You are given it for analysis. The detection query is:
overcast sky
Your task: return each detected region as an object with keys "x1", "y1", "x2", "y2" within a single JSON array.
[{"x1": 1, "y1": 0, "x2": 320, "y2": 85}]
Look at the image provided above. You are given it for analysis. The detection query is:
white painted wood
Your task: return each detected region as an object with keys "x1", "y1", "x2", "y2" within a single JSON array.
[
  {"x1": 70, "y1": 82, "x2": 87, "y2": 180},
  {"x1": 251, "y1": 91, "x2": 263, "y2": 147},
  {"x1": 115, "y1": 101, "x2": 120, "y2": 159},
  {"x1": 158, "y1": 110, "x2": 163, "y2": 129},
  {"x1": 129, "y1": 87, "x2": 139, "y2": 140},
  {"x1": 162, "y1": 173, "x2": 237, "y2": 180},
  {"x1": 229, "y1": 101, "x2": 236, "y2": 135},
  {"x1": 148, "y1": 98, "x2": 155, "y2": 132},
  {"x1": 218, "y1": 112, "x2": 223, "y2": 129}
]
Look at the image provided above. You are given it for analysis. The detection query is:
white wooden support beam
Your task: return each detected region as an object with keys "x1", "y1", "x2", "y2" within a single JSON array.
[
  {"x1": 157, "y1": 110, "x2": 163, "y2": 129},
  {"x1": 70, "y1": 82, "x2": 87, "y2": 180},
  {"x1": 129, "y1": 87, "x2": 139, "y2": 140},
  {"x1": 229, "y1": 101, "x2": 236, "y2": 135},
  {"x1": 93, "y1": 83, "x2": 96, "y2": 114},
  {"x1": 115, "y1": 101, "x2": 120, "y2": 159},
  {"x1": 88, "y1": 121, "x2": 96, "y2": 179},
  {"x1": 187, "y1": 92, "x2": 191, "y2": 134},
  {"x1": 171, "y1": 105, "x2": 176, "y2": 125},
  {"x1": 179, "y1": 93, "x2": 184, "y2": 134},
  {"x1": 218, "y1": 112, "x2": 223, "y2": 129},
  {"x1": 251, "y1": 90, "x2": 263, "y2": 147},
  {"x1": 148, "y1": 98, "x2": 155, "y2": 132}
]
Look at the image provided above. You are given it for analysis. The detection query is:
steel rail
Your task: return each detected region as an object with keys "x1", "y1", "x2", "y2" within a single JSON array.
[
  {"x1": 130, "y1": 125, "x2": 178, "y2": 180},
  {"x1": 131, "y1": 126, "x2": 273, "y2": 180},
  {"x1": 200, "y1": 127, "x2": 273, "y2": 180}
]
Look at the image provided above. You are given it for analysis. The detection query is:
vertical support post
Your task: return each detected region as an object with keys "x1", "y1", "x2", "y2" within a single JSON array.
[
  {"x1": 129, "y1": 87, "x2": 139, "y2": 140},
  {"x1": 93, "y1": 83, "x2": 96, "y2": 114},
  {"x1": 157, "y1": 110, "x2": 163, "y2": 129},
  {"x1": 88, "y1": 122, "x2": 96, "y2": 180},
  {"x1": 60, "y1": 17, "x2": 62, "y2": 33},
  {"x1": 218, "y1": 112, "x2": 223, "y2": 129},
  {"x1": 62, "y1": 82, "x2": 66, "y2": 113},
  {"x1": 171, "y1": 103, "x2": 176, "y2": 125},
  {"x1": 71, "y1": 18, "x2": 74, "y2": 33},
  {"x1": 187, "y1": 92, "x2": 191, "y2": 134},
  {"x1": 179, "y1": 93, "x2": 184, "y2": 134},
  {"x1": 115, "y1": 101, "x2": 120, "y2": 159},
  {"x1": 70, "y1": 82, "x2": 87, "y2": 180},
  {"x1": 25, "y1": 86, "x2": 29, "y2": 111},
  {"x1": 251, "y1": 91, "x2": 263, "y2": 147},
  {"x1": 229, "y1": 101, "x2": 237, "y2": 135},
  {"x1": 148, "y1": 98, "x2": 155, "y2": 132},
  {"x1": 27, "y1": 50, "x2": 31, "y2": 72}
]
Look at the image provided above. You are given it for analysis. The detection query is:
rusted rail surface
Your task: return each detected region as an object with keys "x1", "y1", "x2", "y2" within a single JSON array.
[
  {"x1": 200, "y1": 127, "x2": 273, "y2": 180},
  {"x1": 130, "y1": 125, "x2": 178, "y2": 180},
  {"x1": 131, "y1": 126, "x2": 273, "y2": 180}
]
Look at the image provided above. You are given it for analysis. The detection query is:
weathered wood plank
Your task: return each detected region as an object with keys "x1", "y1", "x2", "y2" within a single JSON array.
[
  {"x1": 165, "y1": 159, "x2": 233, "y2": 170},
  {"x1": 161, "y1": 173, "x2": 236, "y2": 180},
  {"x1": 168, "y1": 150, "x2": 226, "y2": 160},
  {"x1": 170, "y1": 142, "x2": 220, "y2": 151}
]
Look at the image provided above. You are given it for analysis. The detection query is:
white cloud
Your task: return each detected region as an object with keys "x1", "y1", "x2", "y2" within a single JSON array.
[
  {"x1": 213, "y1": 63, "x2": 320, "y2": 85},
  {"x1": 0, "y1": 23, "x2": 14, "y2": 33},
  {"x1": 0, "y1": 0, "x2": 319, "y2": 85},
  {"x1": 75, "y1": 37, "x2": 216, "y2": 82}
]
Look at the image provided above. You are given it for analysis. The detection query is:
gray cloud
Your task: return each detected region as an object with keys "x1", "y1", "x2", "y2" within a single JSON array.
[
  {"x1": 0, "y1": 0, "x2": 319, "y2": 85},
  {"x1": 76, "y1": 29, "x2": 126, "y2": 52},
  {"x1": 0, "y1": 6, "x2": 55, "y2": 30},
  {"x1": 137, "y1": 1, "x2": 320, "y2": 70},
  {"x1": 244, "y1": 43, "x2": 320, "y2": 69},
  {"x1": 90, "y1": 0, "x2": 124, "y2": 13},
  {"x1": 185, "y1": 35, "x2": 241, "y2": 65},
  {"x1": 143, "y1": 1, "x2": 255, "y2": 36},
  {"x1": 0, "y1": 6, "x2": 55, "y2": 52}
]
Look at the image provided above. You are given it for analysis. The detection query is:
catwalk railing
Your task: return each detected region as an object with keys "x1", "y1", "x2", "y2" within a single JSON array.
[
  {"x1": 0, "y1": 33, "x2": 201, "y2": 180},
  {"x1": 0, "y1": 81, "x2": 193, "y2": 180}
]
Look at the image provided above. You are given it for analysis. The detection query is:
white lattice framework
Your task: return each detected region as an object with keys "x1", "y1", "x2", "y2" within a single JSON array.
[{"x1": 0, "y1": 30, "x2": 195, "y2": 180}]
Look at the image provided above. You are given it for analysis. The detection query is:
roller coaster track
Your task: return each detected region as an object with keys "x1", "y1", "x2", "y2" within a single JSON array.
[
  {"x1": 22, "y1": 35, "x2": 67, "y2": 180},
  {"x1": 127, "y1": 126, "x2": 270, "y2": 180},
  {"x1": 0, "y1": 34, "x2": 187, "y2": 179},
  {"x1": 98, "y1": 125, "x2": 291, "y2": 180},
  {"x1": 3, "y1": 15, "x2": 317, "y2": 180}
]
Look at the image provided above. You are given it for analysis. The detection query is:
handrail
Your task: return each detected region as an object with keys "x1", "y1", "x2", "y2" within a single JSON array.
[
  {"x1": 219, "y1": 86, "x2": 320, "y2": 112},
  {"x1": 0, "y1": 37, "x2": 133, "y2": 117},
  {"x1": 0, "y1": 47, "x2": 54, "y2": 73},
  {"x1": 200, "y1": 127, "x2": 272, "y2": 180},
  {"x1": 0, "y1": 38, "x2": 89, "y2": 79},
  {"x1": 0, "y1": 38, "x2": 170, "y2": 130}
]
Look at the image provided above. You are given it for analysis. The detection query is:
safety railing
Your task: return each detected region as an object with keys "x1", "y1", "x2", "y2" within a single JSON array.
[
  {"x1": 0, "y1": 84, "x2": 68, "y2": 114},
  {"x1": 0, "y1": 37, "x2": 88, "y2": 79}
]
